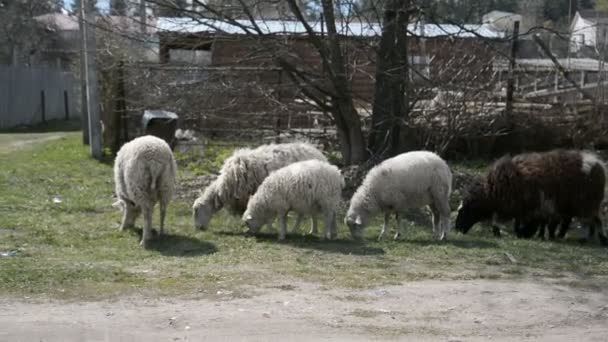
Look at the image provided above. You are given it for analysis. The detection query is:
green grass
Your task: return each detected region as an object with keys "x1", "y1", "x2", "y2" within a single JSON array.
[{"x1": 1, "y1": 133, "x2": 608, "y2": 301}]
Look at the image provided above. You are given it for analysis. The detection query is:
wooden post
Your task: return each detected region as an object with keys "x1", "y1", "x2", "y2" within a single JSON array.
[
  {"x1": 64, "y1": 91, "x2": 70, "y2": 120},
  {"x1": 505, "y1": 21, "x2": 519, "y2": 125},
  {"x1": 275, "y1": 69, "x2": 283, "y2": 143},
  {"x1": 80, "y1": 0, "x2": 102, "y2": 159},
  {"x1": 40, "y1": 91, "x2": 46, "y2": 124},
  {"x1": 114, "y1": 60, "x2": 127, "y2": 154},
  {"x1": 79, "y1": 1, "x2": 89, "y2": 144}
]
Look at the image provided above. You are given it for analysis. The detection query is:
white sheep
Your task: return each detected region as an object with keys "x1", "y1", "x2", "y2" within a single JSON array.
[
  {"x1": 192, "y1": 142, "x2": 327, "y2": 232},
  {"x1": 113, "y1": 135, "x2": 177, "y2": 248},
  {"x1": 242, "y1": 159, "x2": 344, "y2": 240},
  {"x1": 345, "y1": 151, "x2": 452, "y2": 241}
]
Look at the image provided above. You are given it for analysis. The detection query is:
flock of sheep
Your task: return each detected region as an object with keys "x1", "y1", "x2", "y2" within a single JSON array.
[{"x1": 112, "y1": 135, "x2": 608, "y2": 248}]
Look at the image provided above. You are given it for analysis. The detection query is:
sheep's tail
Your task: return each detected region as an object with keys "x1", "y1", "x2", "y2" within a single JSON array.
[{"x1": 115, "y1": 161, "x2": 128, "y2": 200}]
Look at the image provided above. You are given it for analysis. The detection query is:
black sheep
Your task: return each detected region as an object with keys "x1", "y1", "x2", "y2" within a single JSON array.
[{"x1": 455, "y1": 149, "x2": 607, "y2": 245}]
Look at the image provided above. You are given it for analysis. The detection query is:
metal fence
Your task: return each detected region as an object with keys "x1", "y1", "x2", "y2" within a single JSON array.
[{"x1": 0, "y1": 65, "x2": 78, "y2": 129}]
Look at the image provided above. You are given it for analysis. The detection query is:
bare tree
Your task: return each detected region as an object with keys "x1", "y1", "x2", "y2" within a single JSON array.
[
  {"x1": 367, "y1": 0, "x2": 411, "y2": 158},
  {"x1": 0, "y1": 0, "x2": 58, "y2": 65}
]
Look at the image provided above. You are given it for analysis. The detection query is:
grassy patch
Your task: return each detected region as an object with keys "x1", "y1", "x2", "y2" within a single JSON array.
[{"x1": 1, "y1": 133, "x2": 608, "y2": 300}]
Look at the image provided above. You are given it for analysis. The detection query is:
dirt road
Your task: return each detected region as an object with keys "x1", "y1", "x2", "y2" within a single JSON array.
[
  {"x1": 1, "y1": 279, "x2": 607, "y2": 341},
  {"x1": 0, "y1": 132, "x2": 66, "y2": 154}
]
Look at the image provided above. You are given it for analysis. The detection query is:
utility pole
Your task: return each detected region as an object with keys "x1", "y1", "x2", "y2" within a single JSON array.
[
  {"x1": 79, "y1": 1, "x2": 89, "y2": 144},
  {"x1": 80, "y1": 0, "x2": 103, "y2": 159}
]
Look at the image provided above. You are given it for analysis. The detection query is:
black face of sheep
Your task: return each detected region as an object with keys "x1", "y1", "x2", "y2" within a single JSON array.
[{"x1": 454, "y1": 182, "x2": 493, "y2": 234}]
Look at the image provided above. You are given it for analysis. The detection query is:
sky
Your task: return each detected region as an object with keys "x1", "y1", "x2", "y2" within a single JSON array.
[{"x1": 63, "y1": 0, "x2": 110, "y2": 11}]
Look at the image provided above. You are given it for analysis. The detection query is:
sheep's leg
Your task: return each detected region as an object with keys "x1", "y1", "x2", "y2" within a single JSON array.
[
  {"x1": 378, "y1": 213, "x2": 390, "y2": 241},
  {"x1": 321, "y1": 211, "x2": 337, "y2": 240},
  {"x1": 537, "y1": 222, "x2": 546, "y2": 240},
  {"x1": 120, "y1": 203, "x2": 141, "y2": 231},
  {"x1": 557, "y1": 217, "x2": 572, "y2": 239},
  {"x1": 278, "y1": 213, "x2": 288, "y2": 241},
  {"x1": 429, "y1": 203, "x2": 446, "y2": 240},
  {"x1": 547, "y1": 220, "x2": 559, "y2": 240},
  {"x1": 491, "y1": 214, "x2": 502, "y2": 238},
  {"x1": 597, "y1": 216, "x2": 608, "y2": 246},
  {"x1": 140, "y1": 205, "x2": 154, "y2": 249},
  {"x1": 329, "y1": 211, "x2": 338, "y2": 240},
  {"x1": 159, "y1": 200, "x2": 168, "y2": 236},
  {"x1": 394, "y1": 213, "x2": 406, "y2": 240},
  {"x1": 438, "y1": 202, "x2": 451, "y2": 241},
  {"x1": 309, "y1": 215, "x2": 318, "y2": 235}
]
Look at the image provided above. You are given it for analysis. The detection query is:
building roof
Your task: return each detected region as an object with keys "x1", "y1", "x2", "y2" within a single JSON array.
[
  {"x1": 34, "y1": 13, "x2": 80, "y2": 31},
  {"x1": 156, "y1": 17, "x2": 505, "y2": 39},
  {"x1": 577, "y1": 10, "x2": 608, "y2": 23},
  {"x1": 482, "y1": 10, "x2": 522, "y2": 22},
  {"x1": 33, "y1": 13, "x2": 158, "y2": 34}
]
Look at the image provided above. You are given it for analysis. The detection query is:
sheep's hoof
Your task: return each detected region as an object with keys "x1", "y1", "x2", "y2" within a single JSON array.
[
  {"x1": 393, "y1": 232, "x2": 403, "y2": 241},
  {"x1": 140, "y1": 238, "x2": 153, "y2": 249}
]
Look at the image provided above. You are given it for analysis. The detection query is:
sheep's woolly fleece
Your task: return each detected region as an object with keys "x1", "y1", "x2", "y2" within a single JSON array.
[
  {"x1": 113, "y1": 135, "x2": 177, "y2": 210},
  {"x1": 194, "y1": 142, "x2": 327, "y2": 216},
  {"x1": 346, "y1": 150, "x2": 452, "y2": 229},
  {"x1": 243, "y1": 159, "x2": 344, "y2": 228}
]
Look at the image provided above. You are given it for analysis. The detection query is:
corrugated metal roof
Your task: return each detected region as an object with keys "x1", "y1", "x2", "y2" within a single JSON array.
[{"x1": 157, "y1": 17, "x2": 505, "y2": 39}]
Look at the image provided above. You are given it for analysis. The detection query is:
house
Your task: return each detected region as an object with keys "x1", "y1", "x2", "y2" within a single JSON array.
[
  {"x1": 482, "y1": 10, "x2": 524, "y2": 33},
  {"x1": 155, "y1": 17, "x2": 506, "y2": 100},
  {"x1": 33, "y1": 12, "x2": 160, "y2": 68},
  {"x1": 570, "y1": 10, "x2": 608, "y2": 53}
]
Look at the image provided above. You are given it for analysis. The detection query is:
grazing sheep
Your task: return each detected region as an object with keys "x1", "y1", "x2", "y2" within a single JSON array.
[
  {"x1": 455, "y1": 149, "x2": 607, "y2": 245},
  {"x1": 242, "y1": 159, "x2": 344, "y2": 240},
  {"x1": 113, "y1": 135, "x2": 177, "y2": 248},
  {"x1": 345, "y1": 151, "x2": 453, "y2": 241},
  {"x1": 193, "y1": 142, "x2": 327, "y2": 231},
  {"x1": 514, "y1": 213, "x2": 572, "y2": 240}
]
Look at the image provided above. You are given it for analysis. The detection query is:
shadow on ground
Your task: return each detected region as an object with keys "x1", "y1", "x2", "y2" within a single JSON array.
[
  {"x1": 216, "y1": 231, "x2": 385, "y2": 256},
  {"x1": 406, "y1": 238, "x2": 500, "y2": 249},
  {"x1": 133, "y1": 229, "x2": 217, "y2": 256}
]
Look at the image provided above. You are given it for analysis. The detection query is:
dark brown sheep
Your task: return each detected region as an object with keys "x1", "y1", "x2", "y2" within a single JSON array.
[{"x1": 455, "y1": 149, "x2": 607, "y2": 245}]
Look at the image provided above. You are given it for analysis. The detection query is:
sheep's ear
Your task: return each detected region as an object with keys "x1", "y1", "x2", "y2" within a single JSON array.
[
  {"x1": 355, "y1": 216, "x2": 362, "y2": 225},
  {"x1": 112, "y1": 200, "x2": 124, "y2": 210},
  {"x1": 246, "y1": 214, "x2": 253, "y2": 221},
  {"x1": 457, "y1": 201, "x2": 463, "y2": 211}
]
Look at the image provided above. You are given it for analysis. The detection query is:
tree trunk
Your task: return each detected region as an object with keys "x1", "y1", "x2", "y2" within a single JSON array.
[
  {"x1": 333, "y1": 98, "x2": 366, "y2": 165},
  {"x1": 321, "y1": 0, "x2": 366, "y2": 164},
  {"x1": 368, "y1": 0, "x2": 410, "y2": 158}
]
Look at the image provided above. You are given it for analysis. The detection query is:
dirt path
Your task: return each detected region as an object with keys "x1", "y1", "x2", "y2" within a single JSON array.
[
  {"x1": 1, "y1": 278, "x2": 607, "y2": 341},
  {"x1": 0, "y1": 132, "x2": 67, "y2": 154}
]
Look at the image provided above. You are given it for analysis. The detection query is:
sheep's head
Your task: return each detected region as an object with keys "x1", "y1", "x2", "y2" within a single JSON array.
[
  {"x1": 344, "y1": 209, "x2": 369, "y2": 240},
  {"x1": 455, "y1": 180, "x2": 492, "y2": 234},
  {"x1": 242, "y1": 211, "x2": 266, "y2": 234},
  {"x1": 192, "y1": 198, "x2": 213, "y2": 231}
]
